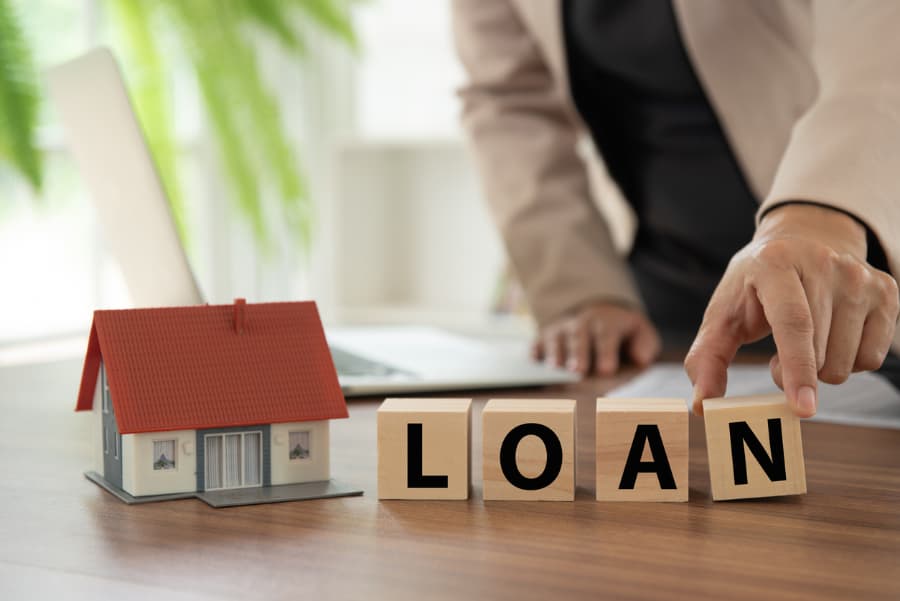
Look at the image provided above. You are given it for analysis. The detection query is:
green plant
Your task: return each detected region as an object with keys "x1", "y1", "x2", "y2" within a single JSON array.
[
  {"x1": 0, "y1": 0, "x2": 358, "y2": 252},
  {"x1": 0, "y1": 0, "x2": 42, "y2": 192}
]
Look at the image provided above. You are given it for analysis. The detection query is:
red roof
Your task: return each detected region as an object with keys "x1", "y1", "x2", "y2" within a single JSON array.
[{"x1": 76, "y1": 300, "x2": 348, "y2": 434}]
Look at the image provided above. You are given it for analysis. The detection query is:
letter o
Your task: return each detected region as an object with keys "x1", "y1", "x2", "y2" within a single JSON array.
[{"x1": 499, "y1": 423, "x2": 563, "y2": 490}]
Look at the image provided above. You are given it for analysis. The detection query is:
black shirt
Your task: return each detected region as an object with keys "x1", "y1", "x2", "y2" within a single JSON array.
[
  {"x1": 561, "y1": 0, "x2": 900, "y2": 385},
  {"x1": 563, "y1": 0, "x2": 758, "y2": 328}
]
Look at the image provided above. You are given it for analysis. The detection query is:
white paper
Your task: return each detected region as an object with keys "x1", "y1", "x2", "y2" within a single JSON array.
[{"x1": 607, "y1": 363, "x2": 900, "y2": 430}]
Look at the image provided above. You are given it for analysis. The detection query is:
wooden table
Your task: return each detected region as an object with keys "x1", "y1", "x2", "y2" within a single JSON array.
[{"x1": 2, "y1": 357, "x2": 899, "y2": 600}]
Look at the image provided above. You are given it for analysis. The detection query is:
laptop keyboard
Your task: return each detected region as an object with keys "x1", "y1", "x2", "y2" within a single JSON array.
[{"x1": 329, "y1": 346, "x2": 412, "y2": 378}]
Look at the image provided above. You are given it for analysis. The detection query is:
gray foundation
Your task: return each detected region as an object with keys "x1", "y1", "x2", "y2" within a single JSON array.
[{"x1": 85, "y1": 471, "x2": 363, "y2": 507}]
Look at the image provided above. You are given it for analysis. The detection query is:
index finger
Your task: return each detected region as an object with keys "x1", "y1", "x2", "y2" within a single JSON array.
[{"x1": 755, "y1": 269, "x2": 818, "y2": 417}]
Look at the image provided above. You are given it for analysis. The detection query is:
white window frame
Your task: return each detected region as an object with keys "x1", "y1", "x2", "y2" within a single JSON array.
[
  {"x1": 101, "y1": 366, "x2": 110, "y2": 414},
  {"x1": 288, "y1": 430, "x2": 312, "y2": 462},
  {"x1": 152, "y1": 439, "x2": 178, "y2": 471},
  {"x1": 203, "y1": 431, "x2": 263, "y2": 491}
]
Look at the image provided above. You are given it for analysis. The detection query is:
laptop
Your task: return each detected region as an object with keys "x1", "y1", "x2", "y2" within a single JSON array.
[{"x1": 46, "y1": 47, "x2": 577, "y2": 396}]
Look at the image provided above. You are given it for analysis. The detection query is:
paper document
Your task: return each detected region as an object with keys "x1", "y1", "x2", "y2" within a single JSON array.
[{"x1": 608, "y1": 364, "x2": 900, "y2": 430}]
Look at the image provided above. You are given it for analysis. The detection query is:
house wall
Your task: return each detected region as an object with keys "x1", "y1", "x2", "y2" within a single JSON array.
[
  {"x1": 121, "y1": 429, "x2": 198, "y2": 497},
  {"x1": 270, "y1": 420, "x2": 330, "y2": 485},
  {"x1": 92, "y1": 376, "x2": 103, "y2": 474}
]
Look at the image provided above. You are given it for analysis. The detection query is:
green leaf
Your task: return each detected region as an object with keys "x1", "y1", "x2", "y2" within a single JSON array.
[
  {"x1": 291, "y1": 0, "x2": 359, "y2": 50},
  {"x1": 233, "y1": 0, "x2": 307, "y2": 54},
  {"x1": 104, "y1": 0, "x2": 188, "y2": 243},
  {"x1": 103, "y1": 0, "x2": 357, "y2": 255},
  {"x1": 0, "y1": 0, "x2": 42, "y2": 191}
]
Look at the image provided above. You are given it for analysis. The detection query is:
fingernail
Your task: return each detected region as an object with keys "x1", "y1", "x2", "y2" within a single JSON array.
[{"x1": 796, "y1": 386, "x2": 817, "y2": 415}]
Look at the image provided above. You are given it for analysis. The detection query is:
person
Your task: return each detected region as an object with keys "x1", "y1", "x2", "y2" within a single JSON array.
[{"x1": 452, "y1": 0, "x2": 900, "y2": 417}]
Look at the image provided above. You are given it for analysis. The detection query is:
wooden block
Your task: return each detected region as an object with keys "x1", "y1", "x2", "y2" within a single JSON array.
[
  {"x1": 595, "y1": 398, "x2": 689, "y2": 502},
  {"x1": 377, "y1": 398, "x2": 471, "y2": 500},
  {"x1": 703, "y1": 393, "x2": 806, "y2": 501},
  {"x1": 482, "y1": 399, "x2": 576, "y2": 501}
]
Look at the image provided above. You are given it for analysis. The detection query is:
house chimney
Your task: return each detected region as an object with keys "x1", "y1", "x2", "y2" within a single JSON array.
[{"x1": 234, "y1": 298, "x2": 246, "y2": 334}]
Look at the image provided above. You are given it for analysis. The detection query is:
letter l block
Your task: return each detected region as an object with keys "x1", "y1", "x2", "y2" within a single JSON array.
[{"x1": 377, "y1": 398, "x2": 472, "y2": 499}]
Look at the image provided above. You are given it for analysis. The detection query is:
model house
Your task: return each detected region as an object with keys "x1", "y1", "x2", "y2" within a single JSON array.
[{"x1": 75, "y1": 299, "x2": 361, "y2": 506}]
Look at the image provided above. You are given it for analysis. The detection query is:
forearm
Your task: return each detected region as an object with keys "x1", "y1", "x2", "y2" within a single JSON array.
[{"x1": 453, "y1": 0, "x2": 640, "y2": 325}]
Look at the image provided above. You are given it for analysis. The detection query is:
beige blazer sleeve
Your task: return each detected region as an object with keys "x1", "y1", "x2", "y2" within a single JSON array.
[
  {"x1": 760, "y1": 1, "x2": 900, "y2": 279},
  {"x1": 451, "y1": 0, "x2": 642, "y2": 326}
]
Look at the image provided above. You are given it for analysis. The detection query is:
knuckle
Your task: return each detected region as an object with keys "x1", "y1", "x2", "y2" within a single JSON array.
[
  {"x1": 855, "y1": 349, "x2": 886, "y2": 372},
  {"x1": 809, "y1": 245, "x2": 840, "y2": 274},
  {"x1": 541, "y1": 322, "x2": 561, "y2": 338},
  {"x1": 683, "y1": 350, "x2": 698, "y2": 373},
  {"x1": 545, "y1": 330, "x2": 563, "y2": 347},
  {"x1": 838, "y1": 256, "x2": 871, "y2": 289},
  {"x1": 786, "y1": 354, "x2": 818, "y2": 375},
  {"x1": 683, "y1": 344, "x2": 708, "y2": 376},
  {"x1": 753, "y1": 239, "x2": 794, "y2": 267},
  {"x1": 778, "y1": 303, "x2": 814, "y2": 334},
  {"x1": 819, "y1": 370, "x2": 849, "y2": 385},
  {"x1": 876, "y1": 273, "x2": 900, "y2": 309},
  {"x1": 563, "y1": 319, "x2": 581, "y2": 336},
  {"x1": 819, "y1": 363, "x2": 851, "y2": 385},
  {"x1": 590, "y1": 321, "x2": 610, "y2": 338}
]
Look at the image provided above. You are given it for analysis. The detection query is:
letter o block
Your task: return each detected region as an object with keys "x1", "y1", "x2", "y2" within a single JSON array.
[
  {"x1": 595, "y1": 398, "x2": 689, "y2": 502},
  {"x1": 482, "y1": 399, "x2": 576, "y2": 501},
  {"x1": 377, "y1": 398, "x2": 472, "y2": 500},
  {"x1": 703, "y1": 394, "x2": 806, "y2": 501}
]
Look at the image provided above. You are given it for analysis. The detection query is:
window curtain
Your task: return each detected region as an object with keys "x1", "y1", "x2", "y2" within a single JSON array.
[
  {"x1": 205, "y1": 435, "x2": 222, "y2": 489},
  {"x1": 224, "y1": 434, "x2": 242, "y2": 488},
  {"x1": 153, "y1": 440, "x2": 176, "y2": 470}
]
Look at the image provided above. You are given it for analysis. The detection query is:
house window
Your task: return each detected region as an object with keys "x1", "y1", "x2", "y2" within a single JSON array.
[
  {"x1": 101, "y1": 368, "x2": 111, "y2": 414},
  {"x1": 153, "y1": 440, "x2": 177, "y2": 470},
  {"x1": 103, "y1": 427, "x2": 109, "y2": 454},
  {"x1": 289, "y1": 431, "x2": 311, "y2": 461},
  {"x1": 114, "y1": 433, "x2": 121, "y2": 459}
]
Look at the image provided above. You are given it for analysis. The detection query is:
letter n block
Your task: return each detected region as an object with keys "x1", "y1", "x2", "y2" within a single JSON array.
[
  {"x1": 595, "y1": 398, "x2": 689, "y2": 502},
  {"x1": 377, "y1": 398, "x2": 472, "y2": 500},
  {"x1": 482, "y1": 399, "x2": 576, "y2": 501},
  {"x1": 703, "y1": 393, "x2": 807, "y2": 501}
]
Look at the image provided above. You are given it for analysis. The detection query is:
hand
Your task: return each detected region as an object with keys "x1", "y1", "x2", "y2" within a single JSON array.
[
  {"x1": 532, "y1": 302, "x2": 661, "y2": 376},
  {"x1": 685, "y1": 204, "x2": 899, "y2": 417}
]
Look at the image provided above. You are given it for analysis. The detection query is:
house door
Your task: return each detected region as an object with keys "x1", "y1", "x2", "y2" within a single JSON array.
[{"x1": 203, "y1": 431, "x2": 263, "y2": 490}]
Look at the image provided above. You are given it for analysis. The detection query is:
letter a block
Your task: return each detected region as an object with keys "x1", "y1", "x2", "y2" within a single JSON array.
[
  {"x1": 377, "y1": 398, "x2": 472, "y2": 500},
  {"x1": 595, "y1": 398, "x2": 689, "y2": 502},
  {"x1": 703, "y1": 394, "x2": 806, "y2": 501},
  {"x1": 482, "y1": 399, "x2": 576, "y2": 501}
]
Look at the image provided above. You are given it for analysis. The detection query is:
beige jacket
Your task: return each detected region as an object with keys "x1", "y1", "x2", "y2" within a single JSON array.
[{"x1": 453, "y1": 0, "x2": 900, "y2": 326}]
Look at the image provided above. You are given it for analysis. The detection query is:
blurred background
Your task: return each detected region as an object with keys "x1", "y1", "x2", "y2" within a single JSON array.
[{"x1": 0, "y1": 0, "x2": 518, "y2": 357}]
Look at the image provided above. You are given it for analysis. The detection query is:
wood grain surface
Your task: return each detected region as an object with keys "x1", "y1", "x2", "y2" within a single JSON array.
[{"x1": 1, "y1": 358, "x2": 899, "y2": 600}]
